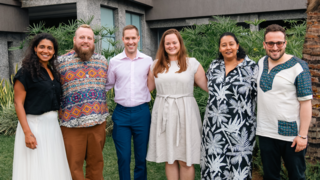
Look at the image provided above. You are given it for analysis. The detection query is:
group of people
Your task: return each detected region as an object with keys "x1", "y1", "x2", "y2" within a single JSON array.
[{"x1": 12, "y1": 23, "x2": 312, "y2": 180}]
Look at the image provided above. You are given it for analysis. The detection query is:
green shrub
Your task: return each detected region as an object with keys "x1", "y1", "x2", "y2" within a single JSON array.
[
  {"x1": 0, "y1": 104, "x2": 18, "y2": 136},
  {"x1": 0, "y1": 79, "x2": 14, "y2": 111},
  {"x1": 10, "y1": 16, "x2": 119, "y2": 55}
]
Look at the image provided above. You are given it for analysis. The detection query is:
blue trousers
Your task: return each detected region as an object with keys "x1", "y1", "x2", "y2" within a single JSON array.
[{"x1": 112, "y1": 103, "x2": 151, "y2": 180}]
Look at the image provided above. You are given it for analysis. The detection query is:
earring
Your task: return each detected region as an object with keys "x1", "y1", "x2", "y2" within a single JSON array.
[{"x1": 237, "y1": 50, "x2": 239, "y2": 53}]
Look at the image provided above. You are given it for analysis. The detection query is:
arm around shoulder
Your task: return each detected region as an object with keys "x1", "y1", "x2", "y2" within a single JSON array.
[
  {"x1": 147, "y1": 68, "x2": 155, "y2": 92},
  {"x1": 194, "y1": 61, "x2": 208, "y2": 92}
]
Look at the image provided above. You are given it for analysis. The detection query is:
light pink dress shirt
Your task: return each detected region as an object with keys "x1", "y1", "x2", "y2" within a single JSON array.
[{"x1": 106, "y1": 50, "x2": 153, "y2": 107}]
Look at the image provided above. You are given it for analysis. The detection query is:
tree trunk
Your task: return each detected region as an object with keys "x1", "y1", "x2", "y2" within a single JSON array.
[{"x1": 303, "y1": 0, "x2": 320, "y2": 160}]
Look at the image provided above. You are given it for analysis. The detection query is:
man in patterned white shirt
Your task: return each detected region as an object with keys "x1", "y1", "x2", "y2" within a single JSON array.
[{"x1": 256, "y1": 24, "x2": 312, "y2": 180}]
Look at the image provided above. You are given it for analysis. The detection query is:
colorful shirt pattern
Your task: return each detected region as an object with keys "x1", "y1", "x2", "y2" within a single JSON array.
[
  {"x1": 57, "y1": 50, "x2": 109, "y2": 128},
  {"x1": 256, "y1": 56, "x2": 313, "y2": 142}
]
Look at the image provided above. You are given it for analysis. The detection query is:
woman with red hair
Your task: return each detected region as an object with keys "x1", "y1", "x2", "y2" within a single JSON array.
[{"x1": 146, "y1": 29, "x2": 207, "y2": 180}]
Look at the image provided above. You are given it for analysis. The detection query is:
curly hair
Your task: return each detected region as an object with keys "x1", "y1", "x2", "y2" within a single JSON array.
[
  {"x1": 22, "y1": 33, "x2": 59, "y2": 79},
  {"x1": 217, "y1": 32, "x2": 246, "y2": 61}
]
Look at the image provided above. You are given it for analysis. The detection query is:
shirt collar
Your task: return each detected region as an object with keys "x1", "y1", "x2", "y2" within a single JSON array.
[{"x1": 119, "y1": 50, "x2": 144, "y2": 60}]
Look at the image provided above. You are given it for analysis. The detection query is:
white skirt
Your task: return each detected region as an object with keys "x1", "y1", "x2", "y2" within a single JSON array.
[{"x1": 12, "y1": 111, "x2": 72, "y2": 180}]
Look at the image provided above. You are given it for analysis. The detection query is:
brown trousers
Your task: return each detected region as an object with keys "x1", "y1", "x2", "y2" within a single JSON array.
[{"x1": 61, "y1": 121, "x2": 106, "y2": 180}]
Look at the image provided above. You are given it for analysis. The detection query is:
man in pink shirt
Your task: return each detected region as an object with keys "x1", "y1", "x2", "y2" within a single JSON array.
[{"x1": 106, "y1": 25, "x2": 153, "y2": 180}]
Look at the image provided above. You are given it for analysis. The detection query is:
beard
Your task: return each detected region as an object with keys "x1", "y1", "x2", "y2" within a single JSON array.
[
  {"x1": 266, "y1": 49, "x2": 285, "y2": 61},
  {"x1": 74, "y1": 44, "x2": 95, "y2": 62}
]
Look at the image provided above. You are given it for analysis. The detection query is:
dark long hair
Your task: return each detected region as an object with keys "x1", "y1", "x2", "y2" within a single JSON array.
[
  {"x1": 153, "y1": 29, "x2": 188, "y2": 78},
  {"x1": 22, "y1": 33, "x2": 59, "y2": 79},
  {"x1": 218, "y1": 32, "x2": 246, "y2": 60}
]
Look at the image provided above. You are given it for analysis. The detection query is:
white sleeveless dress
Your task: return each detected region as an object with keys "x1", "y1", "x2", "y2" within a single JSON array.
[{"x1": 146, "y1": 58, "x2": 202, "y2": 166}]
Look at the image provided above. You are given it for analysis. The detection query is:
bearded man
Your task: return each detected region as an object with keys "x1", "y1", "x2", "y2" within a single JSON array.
[{"x1": 57, "y1": 24, "x2": 108, "y2": 180}]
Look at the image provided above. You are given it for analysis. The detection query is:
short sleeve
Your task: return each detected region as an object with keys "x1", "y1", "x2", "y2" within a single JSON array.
[
  {"x1": 13, "y1": 68, "x2": 28, "y2": 90},
  {"x1": 189, "y1": 57, "x2": 200, "y2": 74},
  {"x1": 294, "y1": 61, "x2": 313, "y2": 101}
]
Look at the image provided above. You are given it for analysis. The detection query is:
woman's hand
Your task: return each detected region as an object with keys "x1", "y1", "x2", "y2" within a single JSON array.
[{"x1": 25, "y1": 132, "x2": 38, "y2": 149}]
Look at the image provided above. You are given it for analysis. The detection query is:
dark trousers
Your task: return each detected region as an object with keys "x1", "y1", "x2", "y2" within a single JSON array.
[
  {"x1": 61, "y1": 122, "x2": 106, "y2": 180},
  {"x1": 259, "y1": 136, "x2": 306, "y2": 180},
  {"x1": 112, "y1": 103, "x2": 151, "y2": 180}
]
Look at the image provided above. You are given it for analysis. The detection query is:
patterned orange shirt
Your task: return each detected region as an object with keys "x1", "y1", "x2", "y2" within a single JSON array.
[{"x1": 57, "y1": 50, "x2": 109, "y2": 127}]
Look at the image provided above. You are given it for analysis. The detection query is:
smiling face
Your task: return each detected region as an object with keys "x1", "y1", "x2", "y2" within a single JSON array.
[
  {"x1": 73, "y1": 27, "x2": 95, "y2": 61},
  {"x1": 219, "y1": 35, "x2": 239, "y2": 60},
  {"x1": 164, "y1": 33, "x2": 180, "y2": 59},
  {"x1": 34, "y1": 39, "x2": 55, "y2": 63},
  {"x1": 263, "y1": 31, "x2": 286, "y2": 61},
  {"x1": 122, "y1": 28, "x2": 140, "y2": 55}
]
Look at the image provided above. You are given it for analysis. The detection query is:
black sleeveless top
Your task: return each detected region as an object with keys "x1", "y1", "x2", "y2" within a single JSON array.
[{"x1": 14, "y1": 67, "x2": 61, "y2": 115}]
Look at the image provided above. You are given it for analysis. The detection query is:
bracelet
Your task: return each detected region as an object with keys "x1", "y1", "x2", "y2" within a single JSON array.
[{"x1": 298, "y1": 134, "x2": 307, "y2": 139}]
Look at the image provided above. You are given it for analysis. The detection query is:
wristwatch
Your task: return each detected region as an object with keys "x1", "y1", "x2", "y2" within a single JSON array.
[{"x1": 298, "y1": 134, "x2": 308, "y2": 139}]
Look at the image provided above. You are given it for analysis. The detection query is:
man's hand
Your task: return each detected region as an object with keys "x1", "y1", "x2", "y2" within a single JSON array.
[{"x1": 291, "y1": 136, "x2": 307, "y2": 152}]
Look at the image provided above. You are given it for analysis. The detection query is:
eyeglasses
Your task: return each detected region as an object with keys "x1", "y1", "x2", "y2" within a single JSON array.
[{"x1": 265, "y1": 41, "x2": 286, "y2": 48}]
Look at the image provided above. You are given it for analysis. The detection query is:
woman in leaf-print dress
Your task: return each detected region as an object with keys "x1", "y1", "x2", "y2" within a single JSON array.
[{"x1": 201, "y1": 32, "x2": 258, "y2": 180}]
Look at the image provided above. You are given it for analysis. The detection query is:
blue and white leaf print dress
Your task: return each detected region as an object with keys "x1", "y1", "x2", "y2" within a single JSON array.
[{"x1": 201, "y1": 56, "x2": 258, "y2": 180}]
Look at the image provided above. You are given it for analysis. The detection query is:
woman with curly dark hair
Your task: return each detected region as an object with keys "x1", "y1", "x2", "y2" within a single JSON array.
[
  {"x1": 201, "y1": 32, "x2": 258, "y2": 179},
  {"x1": 12, "y1": 33, "x2": 72, "y2": 180}
]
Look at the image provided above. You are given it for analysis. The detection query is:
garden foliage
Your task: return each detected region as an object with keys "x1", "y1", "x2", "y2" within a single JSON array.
[{"x1": 0, "y1": 68, "x2": 18, "y2": 135}]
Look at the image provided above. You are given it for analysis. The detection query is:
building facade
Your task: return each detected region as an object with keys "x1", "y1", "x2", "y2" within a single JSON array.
[{"x1": 0, "y1": 0, "x2": 306, "y2": 80}]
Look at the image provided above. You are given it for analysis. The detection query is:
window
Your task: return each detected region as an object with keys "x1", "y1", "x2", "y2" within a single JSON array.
[
  {"x1": 125, "y1": 12, "x2": 142, "y2": 49},
  {"x1": 101, "y1": 7, "x2": 115, "y2": 50}
]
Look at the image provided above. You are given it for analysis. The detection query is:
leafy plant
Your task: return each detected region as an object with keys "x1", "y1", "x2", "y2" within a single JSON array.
[
  {"x1": 0, "y1": 104, "x2": 18, "y2": 136},
  {"x1": 106, "y1": 89, "x2": 116, "y2": 136},
  {"x1": 9, "y1": 16, "x2": 118, "y2": 55}
]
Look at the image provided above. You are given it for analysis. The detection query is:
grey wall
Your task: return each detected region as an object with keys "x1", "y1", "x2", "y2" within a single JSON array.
[
  {"x1": 146, "y1": 0, "x2": 306, "y2": 21},
  {"x1": 147, "y1": 10, "x2": 307, "y2": 29},
  {"x1": 0, "y1": 0, "x2": 21, "y2": 6},
  {"x1": 0, "y1": 3, "x2": 29, "y2": 32},
  {"x1": 0, "y1": 32, "x2": 26, "y2": 80},
  {"x1": 22, "y1": 0, "x2": 157, "y2": 57},
  {"x1": 134, "y1": 0, "x2": 153, "y2": 7}
]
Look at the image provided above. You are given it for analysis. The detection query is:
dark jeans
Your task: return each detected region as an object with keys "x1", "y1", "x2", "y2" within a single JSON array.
[
  {"x1": 259, "y1": 136, "x2": 306, "y2": 180},
  {"x1": 112, "y1": 103, "x2": 151, "y2": 180}
]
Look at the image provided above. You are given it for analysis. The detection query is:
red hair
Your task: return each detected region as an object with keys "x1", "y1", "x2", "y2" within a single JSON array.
[{"x1": 153, "y1": 29, "x2": 188, "y2": 78}]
